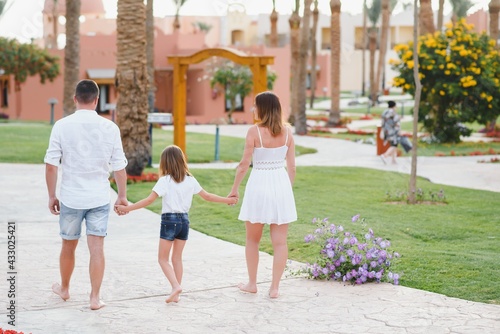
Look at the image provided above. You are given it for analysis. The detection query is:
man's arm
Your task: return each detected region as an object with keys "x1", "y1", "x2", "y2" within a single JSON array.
[
  {"x1": 45, "y1": 163, "x2": 60, "y2": 215},
  {"x1": 113, "y1": 168, "x2": 128, "y2": 215}
]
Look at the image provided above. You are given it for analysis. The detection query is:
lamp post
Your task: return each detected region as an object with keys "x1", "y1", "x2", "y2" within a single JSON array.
[{"x1": 47, "y1": 98, "x2": 58, "y2": 125}]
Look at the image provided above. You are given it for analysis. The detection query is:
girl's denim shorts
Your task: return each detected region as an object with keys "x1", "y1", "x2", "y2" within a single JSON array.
[{"x1": 160, "y1": 213, "x2": 190, "y2": 241}]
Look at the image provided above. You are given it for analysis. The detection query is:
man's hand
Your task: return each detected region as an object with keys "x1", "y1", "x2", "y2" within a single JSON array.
[
  {"x1": 48, "y1": 197, "x2": 60, "y2": 215},
  {"x1": 114, "y1": 196, "x2": 129, "y2": 216}
]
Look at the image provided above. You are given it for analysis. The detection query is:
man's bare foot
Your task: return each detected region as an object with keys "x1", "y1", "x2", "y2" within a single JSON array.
[
  {"x1": 165, "y1": 286, "x2": 182, "y2": 303},
  {"x1": 269, "y1": 288, "x2": 279, "y2": 299},
  {"x1": 90, "y1": 298, "x2": 106, "y2": 310},
  {"x1": 52, "y1": 283, "x2": 69, "y2": 301},
  {"x1": 237, "y1": 283, "x2": 257, "y2": 294}
]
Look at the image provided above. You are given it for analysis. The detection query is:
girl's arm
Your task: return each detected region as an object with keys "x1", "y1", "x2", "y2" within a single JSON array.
[
  {"x1": 198, "y1": 189, "x2": 238, "y2": 205},
  {"x1": 229, "y1": 127, "x2": 255, "y2": 197},
  {"x1": 286, "y1": 128, "x2": 296, "y2": 185},
  {"x1": 115, "y1": 191, "x2": 159, "y2": 213}
]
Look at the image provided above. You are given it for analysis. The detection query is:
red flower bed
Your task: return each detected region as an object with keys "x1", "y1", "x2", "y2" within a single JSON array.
[
  {"x1": 0, "y1": 329, "x2": 29, "y2": 334},
  {"x1": 110, "y1": 173, "x2": 160, "y2": 184}
]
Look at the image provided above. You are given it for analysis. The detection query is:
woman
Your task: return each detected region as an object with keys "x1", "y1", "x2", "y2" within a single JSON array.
[{"x1": 228, "y1": 91, "x2": 297, "y2": 299}]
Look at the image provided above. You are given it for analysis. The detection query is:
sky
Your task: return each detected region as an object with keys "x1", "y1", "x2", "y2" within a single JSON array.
[{"x1": 0, "y1": 0, "x2": 492, "y2": 43}]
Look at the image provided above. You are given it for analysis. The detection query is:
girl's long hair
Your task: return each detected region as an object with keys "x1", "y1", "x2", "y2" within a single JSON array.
[
  {"x1": 255, "y1": 91, "x2": 284, "y2": 136},
  {"x1": 158, "y1": 145, "x2": 191, "y2": 183}
]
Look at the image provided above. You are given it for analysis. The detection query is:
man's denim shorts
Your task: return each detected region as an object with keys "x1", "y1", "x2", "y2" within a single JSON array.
[
  {"x1": 160, "y1": 213, "x2": 189, "y2": 241},
  {"x1": 59, "y1": 203, "x2": 110, "y2": 240}
]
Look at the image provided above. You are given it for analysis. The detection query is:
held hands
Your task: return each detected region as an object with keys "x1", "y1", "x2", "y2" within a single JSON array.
[
  {"x1": 227, "y1": 190, "x2": 239, "y2": 206},
  {"x1": 114, "y1": 197, "x2": 129, "y2": 216}
]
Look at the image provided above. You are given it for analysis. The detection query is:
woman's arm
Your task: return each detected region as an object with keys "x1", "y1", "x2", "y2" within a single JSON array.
[
  {"x1": 228, "y1": 126, "x2": 256, "y2": 197},
  {"x1": 115, "y1": 191, "x2": 158, "y2": 213},
  {"x1": 198, "y1": 189, "x2": 238, "y2": 205},
  {"x1": 285, "y1": 128, "x2": 296, "y2": 185}
]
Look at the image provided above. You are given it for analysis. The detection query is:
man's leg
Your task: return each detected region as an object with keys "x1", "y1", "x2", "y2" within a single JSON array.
[
  {"x1": 52, "y1": 239, "x2": 78, "y2": 300},
  {"x1": 87, "y1": 235, "x2": 105, "y2": 310}
]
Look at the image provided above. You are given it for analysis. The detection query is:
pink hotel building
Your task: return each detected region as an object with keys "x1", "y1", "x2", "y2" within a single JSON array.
[{"x1": 0, "y1": 0, "x2": 491, "y2": 124}]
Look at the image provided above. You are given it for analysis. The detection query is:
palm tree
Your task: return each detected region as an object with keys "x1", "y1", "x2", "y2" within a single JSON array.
[
  {"x1": 288, "y1": 0, "x2": 301, "y2": 125},
  {"x1": 51, "y1": 0, "x2": 58, "y2": 49},
  {"x1": 146, "y1": 0, "x2": 155, "y2": 116},
  {"x1": 366, "y1": 0, "x2": 381, "y2": 105},
  {"x1": 269, "y1": 0, "x2": 278, "y2": 47},
  {"x1": 408, "y1": 0, "x2": 423, "y2": 204},
  {"x1": 309, "y1": 0, "x2": 319, "y2": 108},
  {"x1": 374, "y1": 0, "x2": 390, "y2": 105},
  {"x1": 116, "y1": 0, "x2": 150, "y2": 176},
  {"x1": 450, "y1": 0, "x2": 474, "y2": 23},
  {"x1": 437, "y1": 0, "x2": 445, "y2": 31},
  {"x1": 361, "y1": 0, "x2": 368, "y2": 97},
  {"x1": 62, "y1": 0, "x2": 80, "y2": 117},
  {"x1": 328, "y1": 0, "x2": 341, "y2": 126},
  {"x1": 490, "y1": 0, "x2": 500, "y2": 45},
  {"x1": 296, "y1": 0, "x2": 312, "y2": 135},
  {"x1": 419, "y1": 0, "x2": 435, "y2": 35},
  {"x1": 173, "y1": 0, "x2": 187, "y2": 31},
  {"x1": 375, "y1": 0, "x2": 398, "y2": 101}
]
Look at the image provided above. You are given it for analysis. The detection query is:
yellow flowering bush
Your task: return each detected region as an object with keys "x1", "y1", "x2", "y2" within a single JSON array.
[{"x1": 391, "y1": 19, "x2": 500, "y2": 143}]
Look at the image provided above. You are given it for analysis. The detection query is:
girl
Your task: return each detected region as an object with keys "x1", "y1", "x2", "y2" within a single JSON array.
[
  {"x1": 228, "y1": 91, "x2": 297, "y2": 298},
  {"x1": 115, "y1": 145, "x2": 237, "y2": 303}
]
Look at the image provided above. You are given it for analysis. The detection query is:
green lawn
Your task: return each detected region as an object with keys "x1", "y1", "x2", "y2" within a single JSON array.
[
  {"x1": 2, "y1": 122, "x2": 499, "y2": 304},
  {"x1": 0, "y1": 122, "x2": 316, "y2": 164},
  {"x1": 125, "y1": 167, "x2": 500, "y2": 305}
]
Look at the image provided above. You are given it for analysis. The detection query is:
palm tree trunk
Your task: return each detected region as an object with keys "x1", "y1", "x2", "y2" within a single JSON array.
[
  {"x1": 309, "y1": 0, "x2": 319, "y2": 109},
  {"x1": 374, "y1": 0, "x2": 389, "y2": 106},
  {"x1": 489, "y1": 0, "x2": 500, "y2": 45},
  {"x1": 146, "y1": 0, "x2": 155, "y2": 115},
  {"x1": 296, "y1": 0, "x2": 312, "y2": 135},
  {"x1": 369, "y1": 28, "x2": 377, "y2": 105},
  {"x1": 270, "y1": 8, "x2": 278, "y2": 47},
  {"x1": 116, "y1": 0, "x2": 150, "y2": 176},
  {"x1": 408, "y1": 0, "x2": 422, "y2": 204},
  {"x1": 62, "y1": 0, "x2": 80, "y2": 117},
  {"x1": 419, "y1": 0, "x2": 435, "y2": 35},
  {"x1": 51, "y1": 0, "x2": 58, "y2": 49},
  {"x1": 437, "y1": 0, "x2": 445, "y2": 31},
  {"x1": 288, "y1": 1, "x2": 301, "y2": 126},
  {"x1": 328, "y1": 0, "x2": 341, "y2": 126},
  {"x1": 361, "y1": 0, "x2": 367, "y2": 97}
]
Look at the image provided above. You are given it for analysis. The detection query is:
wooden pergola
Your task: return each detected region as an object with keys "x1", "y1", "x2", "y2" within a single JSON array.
[{"x1": 167, "y1": 48, "x2": 274, "y2": 154}]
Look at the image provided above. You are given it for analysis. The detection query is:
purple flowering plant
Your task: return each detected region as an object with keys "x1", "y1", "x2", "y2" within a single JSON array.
[{"x1": 296, "y1": 215, "x2": 401, "y2": 285}]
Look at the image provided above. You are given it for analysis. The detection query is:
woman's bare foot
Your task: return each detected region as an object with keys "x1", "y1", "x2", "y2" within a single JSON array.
[
  {"x1": 52, "y1": 283, "x2": 69, "y2": 301},
  {"x1": 237, "y1": 283, "x2": 257, "y2": 293},
  {"x1": 269, "y1": 288, "x2": 279, "y2": 299},
  {"x1": 165, "y1": 286, "x2": 182, "y2": 303},
  {"x1": 90, "y1": 298, "x2": 106, "y2": 310}
]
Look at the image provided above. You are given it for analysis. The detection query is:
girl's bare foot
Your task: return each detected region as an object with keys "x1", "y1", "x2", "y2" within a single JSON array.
[
  {"x1": 52, "y1": 283, "x2": 69, "y2": 301},
  {"x1": 269, "y1": 288, "x2": 279, "y2": 299},
  {"x1": 165, "y1": 286, "x2": 182, "y2": 303},
  {"x1": 237, "y1": 283, "x2": 257, "y2": 293},
  {"x1": 90, "y1": 298, "x2": 106, "y2": 310}
]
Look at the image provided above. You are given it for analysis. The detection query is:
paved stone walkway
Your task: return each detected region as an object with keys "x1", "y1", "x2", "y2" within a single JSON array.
[{"x1": 0, "y1": 125, "x2": 499, "y2": 333}]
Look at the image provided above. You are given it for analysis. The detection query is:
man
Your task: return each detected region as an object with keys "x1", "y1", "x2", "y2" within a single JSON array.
[
  {"x1": 44, "y1": 79, "x2": 128, "y2": 310},
  {"x1": 380, "y1": 100, "x2": 401, "y2": 164}
]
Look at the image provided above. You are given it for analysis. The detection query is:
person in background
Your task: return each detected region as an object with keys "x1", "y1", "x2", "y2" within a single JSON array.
[{"x1": 380, "y1": 100, "x2": 401, "y2": 164}]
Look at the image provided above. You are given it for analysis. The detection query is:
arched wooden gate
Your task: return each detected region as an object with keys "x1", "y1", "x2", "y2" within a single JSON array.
[{"x1": 167, "y1": 48, "x2": 274, "y2": 154}]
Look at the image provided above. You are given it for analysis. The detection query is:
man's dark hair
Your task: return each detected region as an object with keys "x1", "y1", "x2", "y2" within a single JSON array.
[
  {"x1": 75, "y1": 80, "x2": 99, "y2": 104},
  {"x1": 388, "y1": 100, "x2": 396, "y2": 108}
]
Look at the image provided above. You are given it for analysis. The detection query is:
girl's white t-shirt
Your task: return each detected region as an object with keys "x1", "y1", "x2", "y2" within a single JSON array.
[{"x1": 152, "y1": 175, "x2": 202, "y2": 213}]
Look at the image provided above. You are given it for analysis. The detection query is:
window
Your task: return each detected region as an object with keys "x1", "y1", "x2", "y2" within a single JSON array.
[
  {"x1": 1, "y1": 79, "x2": 8, "y2": 107},
  {"x1": 96, "y1": 84, "x2": 110, "y2": 114},
  {"x1": 225, "y1": 91, "x2": 244, "y2": 112}
]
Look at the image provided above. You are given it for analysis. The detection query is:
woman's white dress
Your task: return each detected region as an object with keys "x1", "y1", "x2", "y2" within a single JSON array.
[{"x1": 238, "y1": 127, "x2": 297, "y2": 225}]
